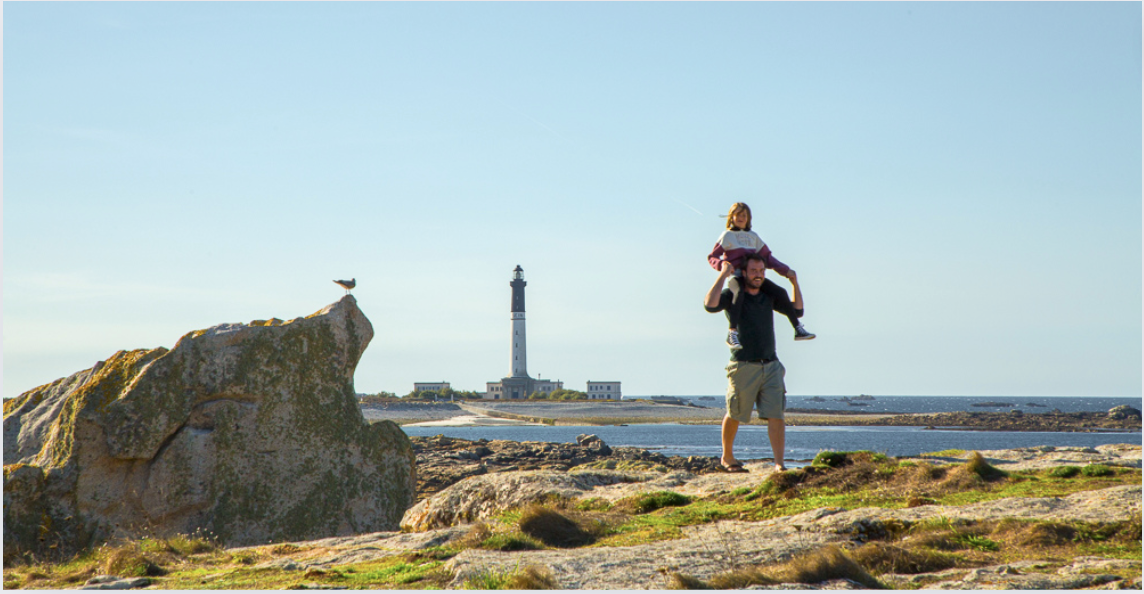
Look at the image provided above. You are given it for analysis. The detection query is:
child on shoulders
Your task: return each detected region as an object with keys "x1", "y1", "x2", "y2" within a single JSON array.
[{"x1": 707, "y1": 202, "x2": 815, "y2": 349}]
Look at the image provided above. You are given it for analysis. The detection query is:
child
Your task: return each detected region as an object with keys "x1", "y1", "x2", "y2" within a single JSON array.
[{"x1": 707, "y1": 202, "x2": 815, "y2": 348}]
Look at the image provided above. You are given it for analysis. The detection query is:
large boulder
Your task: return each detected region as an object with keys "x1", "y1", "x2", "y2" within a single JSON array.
[{"x1": 3, "y1": 296, "x2": 414, "y2": 561}]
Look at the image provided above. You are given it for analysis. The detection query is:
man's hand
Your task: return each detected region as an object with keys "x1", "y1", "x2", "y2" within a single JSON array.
[
  {"x1": 707, "y1": 263, "x2": 733, "y2": 310},
  {"x1": 786, "y1": 270, "x2": 798, "y2": 283}
]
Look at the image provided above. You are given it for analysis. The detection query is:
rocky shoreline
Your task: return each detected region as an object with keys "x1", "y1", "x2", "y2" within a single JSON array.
[{"x1": 411, "y1": 434, "x2": 721, "y2": 500}]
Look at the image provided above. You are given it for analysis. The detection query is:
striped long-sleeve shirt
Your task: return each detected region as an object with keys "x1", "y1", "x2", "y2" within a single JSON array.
[{"x1": 707, "y1": 229, "x2": 790, "y2": 276}]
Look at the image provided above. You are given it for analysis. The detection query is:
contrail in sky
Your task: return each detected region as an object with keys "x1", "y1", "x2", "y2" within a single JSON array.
[
  {"x1": 674, "y1": 199, "x2": 704, "y2": 216},
  {"x1": 497, "y1": 99, "x2": 573, "y2": 144}
]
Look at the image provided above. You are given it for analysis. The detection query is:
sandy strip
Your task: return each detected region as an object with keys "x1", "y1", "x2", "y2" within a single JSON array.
[{"x1": 401, "y1": 414, "x2": 547, "y2": 428}]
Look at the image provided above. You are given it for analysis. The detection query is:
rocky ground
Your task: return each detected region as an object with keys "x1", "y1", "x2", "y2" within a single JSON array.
[
  {"x1": 6, "y1": 441, "x2": 1141, "y2": 590},
  {"x1": 410, "y1": 433, "x2": 722, "y2": 500}
]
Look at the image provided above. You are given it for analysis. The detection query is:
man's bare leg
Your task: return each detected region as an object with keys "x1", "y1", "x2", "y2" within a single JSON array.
[
  {"x1": 721, "y1": 414, "x2": 741, "y2": 467},
  {"x1": 767, "y1": 417, "x2": 786, "y2": 471}
]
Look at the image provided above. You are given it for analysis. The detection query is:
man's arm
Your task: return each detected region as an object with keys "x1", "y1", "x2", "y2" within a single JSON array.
[
  {"x1": 788, "y1": 271, "x2": 804, "y2": 311},
  {"x1": 759, "y1": 244, "x2": 793, "y2": 279},
  {"x1": 705, "y1": 261, "x2": 734, "y2": 310}
]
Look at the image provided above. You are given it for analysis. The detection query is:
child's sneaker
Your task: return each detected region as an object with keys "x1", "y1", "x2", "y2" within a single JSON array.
[
  {"x1": 794, "y1": 325, "x2": 816, "y2": 341},
  {"x1": 726, "y1": 330, "x2": 743, "y2": 350}
]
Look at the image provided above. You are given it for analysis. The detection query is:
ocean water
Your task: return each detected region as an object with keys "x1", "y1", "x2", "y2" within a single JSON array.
[
  {"x1": 659, "y1": 395, "x2": 1143, "y2": 415},
  {"x1": 401, "y1": 423, "x2": 1140, "y2": 462},
  {"x1": 402, "y1": 396, "x2": 1141, "y2": 461}
]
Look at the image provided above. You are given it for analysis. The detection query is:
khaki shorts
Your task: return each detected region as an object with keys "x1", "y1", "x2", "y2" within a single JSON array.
[{"x1": 725, "y1": 360, "x2": 786, "y2": 423}]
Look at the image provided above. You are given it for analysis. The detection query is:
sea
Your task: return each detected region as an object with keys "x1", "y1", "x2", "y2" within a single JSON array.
[{"x1": 401, "y1": 395, "x2": 1142, "y2": 464}]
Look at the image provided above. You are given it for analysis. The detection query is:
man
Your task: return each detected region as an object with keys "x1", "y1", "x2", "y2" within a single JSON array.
[{"x1": 704, "y1": 252, "x2": 805, "y2": 472}]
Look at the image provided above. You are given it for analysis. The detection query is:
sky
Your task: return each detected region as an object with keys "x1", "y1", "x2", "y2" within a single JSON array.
[{"x1": 3, "y1": 2, "x2": 1141, "y2": 401}]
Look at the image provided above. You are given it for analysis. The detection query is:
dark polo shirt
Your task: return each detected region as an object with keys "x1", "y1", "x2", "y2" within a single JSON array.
[{"x1": 705, "y1": 284, "x2": 802, "y2": 362}]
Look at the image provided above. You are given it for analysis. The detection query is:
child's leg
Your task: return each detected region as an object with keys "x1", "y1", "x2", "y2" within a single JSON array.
[
  {"x1": 727, "y1": 275, "x2": 743, "y2": 330},
  {"x1": 760, "y1": 279, "x2": 800, "y2": 330}
]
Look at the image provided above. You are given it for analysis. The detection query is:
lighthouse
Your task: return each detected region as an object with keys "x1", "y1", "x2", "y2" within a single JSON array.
[
  {"x1": 510, "y1": 265, "x2": 528, "y2": 378},
  {"x1": 482, "y1": 265, "x2": 565, "y2": 400}
]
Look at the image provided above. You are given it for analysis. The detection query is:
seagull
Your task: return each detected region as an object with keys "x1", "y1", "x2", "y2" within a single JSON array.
[{"x1": 334, "y1": 278, "x2": 356, "y2": 295}]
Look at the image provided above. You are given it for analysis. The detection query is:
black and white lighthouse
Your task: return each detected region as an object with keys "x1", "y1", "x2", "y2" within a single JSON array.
[
  {"x1": 510, "y1": 265, "x2": 528, "y2": 378},
  {"x1": 482, "y1": 265, "x2": 567, "y2": 399}
]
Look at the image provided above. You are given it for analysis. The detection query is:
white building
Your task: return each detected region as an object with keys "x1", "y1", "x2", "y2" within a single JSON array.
[
  {"x1": 585, "y1": 381, "x2": 621, "y2": 400},
  {"x1": 414, "y1": 382, "x2": 450, "y2": 392}
]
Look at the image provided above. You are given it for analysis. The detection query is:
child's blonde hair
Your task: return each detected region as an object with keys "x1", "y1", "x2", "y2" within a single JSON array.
[{"x1": 726, "y1": 202, "x2": 752, "y2": 231}]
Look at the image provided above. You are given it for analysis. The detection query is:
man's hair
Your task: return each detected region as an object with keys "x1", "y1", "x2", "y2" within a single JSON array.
[
  {"x1": 742, "y1": 252, "x2": 768, "y2": 270},
  {"x1": 726, "y1": 202, "x2": 752, "y2": 231}
]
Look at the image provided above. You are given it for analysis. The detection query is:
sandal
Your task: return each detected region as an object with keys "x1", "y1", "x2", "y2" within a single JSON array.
[{"x1": 718, "y1": 463, "x2": 749, "y2": 473}]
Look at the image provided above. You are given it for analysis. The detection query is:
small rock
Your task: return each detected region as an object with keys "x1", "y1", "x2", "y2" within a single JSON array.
[{"x1": 79, "y1": 577, "x2": 150, "y2": 590}]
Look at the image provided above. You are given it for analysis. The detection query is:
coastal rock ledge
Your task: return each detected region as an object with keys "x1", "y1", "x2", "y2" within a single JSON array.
[{"x1": 3, "y1": 296, "x2": 414, "y2": 561}]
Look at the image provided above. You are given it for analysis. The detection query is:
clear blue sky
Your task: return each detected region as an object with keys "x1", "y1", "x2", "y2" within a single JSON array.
[{"x1": 4, "y1": 2, "x2": 1141, "y2": 400}]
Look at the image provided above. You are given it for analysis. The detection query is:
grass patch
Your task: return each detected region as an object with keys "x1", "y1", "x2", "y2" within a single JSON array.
[
  {"x1": 332, "y1": 558, "x2": 449, "y2": 587},
  {"x1": 570, "y1": 460, "x2": 669, "y2": 473},
  {"x1": 1081, "y1": 464, "x2": 1115, "y2": 477},
  {"x1": 575, "y1": 497, "x2": 613, "y2": 512},
  {"x1": 921, "y1": 449, "x2": 967, "y2": 457},
  {"x1": 518, "y1": 505, "x2": 597, "y2": 548},
  {"x1": 1047, "y1": 465, "x2": 1082, "y2": 478},
  {"x1": 850, "y1": 542, "x2": 963, "y2": 574},
  {"x1": 462, "y1": 565, "x2": 558, "y2": 589},
  {"x1": 617, "y1": 491, "x2": 692, "y2": 514}
]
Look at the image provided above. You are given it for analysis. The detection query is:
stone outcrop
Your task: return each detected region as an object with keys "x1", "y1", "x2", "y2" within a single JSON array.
[
  {"x1": 3, "y1": 296, "x2": 414, "y2": 561},
  {"x1": 408, "y1": 434, "x2": 720, "y2": 499},
  {"x1": 1108, "y1": 405, "x2": 1142, "y2": 420}
]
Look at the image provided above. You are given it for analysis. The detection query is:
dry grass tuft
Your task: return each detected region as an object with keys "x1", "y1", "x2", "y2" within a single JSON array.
[
  {"x1": 907, "y1": 496, "x2": 937, "y2": 507},
  {"x1": 850, "y1": 542, "x2": 961, "y2": 575},
  {"x1": 770, "y1": 545, "x2": 884, "y2": 589},
  {"x1": 690, "y1": 545, "x2": 885, "y2": 590},
  {"x1": 505, "y1": 565, "x2": 559, "y2": 589},
  {"x1": 964, "y1": 452, "x2": 1008, "y2": 480},
  {"x1": 706, "y1": 566, "x2": 777, "y2": 589},
  {"x1": 100, "y1": 544, "x2": 165, "y2": 577},
  {"x1": 518, "y1": 505, "x2": 595, "y2": 548},
  {"x1": 269, "y1": 543, "x2": 301, "y2": 556},
  {"x1": 456, "y1": 522, "x2": 493, "y2": 550},
  {"x1": 666, "y1": 572, "x2": 712, "y2": 589},
  {"x1": 1005, "y1": 521, "x2": 1078, "y2": 547}
]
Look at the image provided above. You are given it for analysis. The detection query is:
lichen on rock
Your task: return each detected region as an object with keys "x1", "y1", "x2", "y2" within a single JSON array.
[{"x1": 3, "y1": 296, "x2": 414, "y2": 562}]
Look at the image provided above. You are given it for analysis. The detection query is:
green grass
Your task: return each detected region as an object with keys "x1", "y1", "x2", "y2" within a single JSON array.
[
  {"x1": 1047, "y1": 465, "x2": 1082, "y2": 478},
  {"x1": 1082, "y1": 464, "x2": 1115, "y2": 477},
  {"x1": 626, "y1": 491, "x2": 692, "y2": 514},
  {"x1": 935, "y1": 468, "x2": 1137, "y2": 506},
  {"x1": 920, "y1": 449, "x2": 967, "y2": 457}
]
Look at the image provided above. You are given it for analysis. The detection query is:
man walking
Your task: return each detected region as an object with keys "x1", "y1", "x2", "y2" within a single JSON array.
[{"x1": 705, "y1": 253, "x2": 805, "y2": 472}]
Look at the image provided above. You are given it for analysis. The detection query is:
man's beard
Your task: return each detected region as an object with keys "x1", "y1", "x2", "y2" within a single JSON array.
[{"x1": 745, "y1": 275, "x2": 765, "y2": 289}]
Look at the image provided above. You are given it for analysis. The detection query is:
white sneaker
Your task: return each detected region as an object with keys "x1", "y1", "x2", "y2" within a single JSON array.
[{"x1": 726, "y1": 330, "x2": 743, "y2": 350}]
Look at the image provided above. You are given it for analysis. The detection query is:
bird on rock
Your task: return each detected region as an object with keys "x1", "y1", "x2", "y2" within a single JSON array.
[{"x1": 334, "y1": 278, "x2": 356, "y2": 295}]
